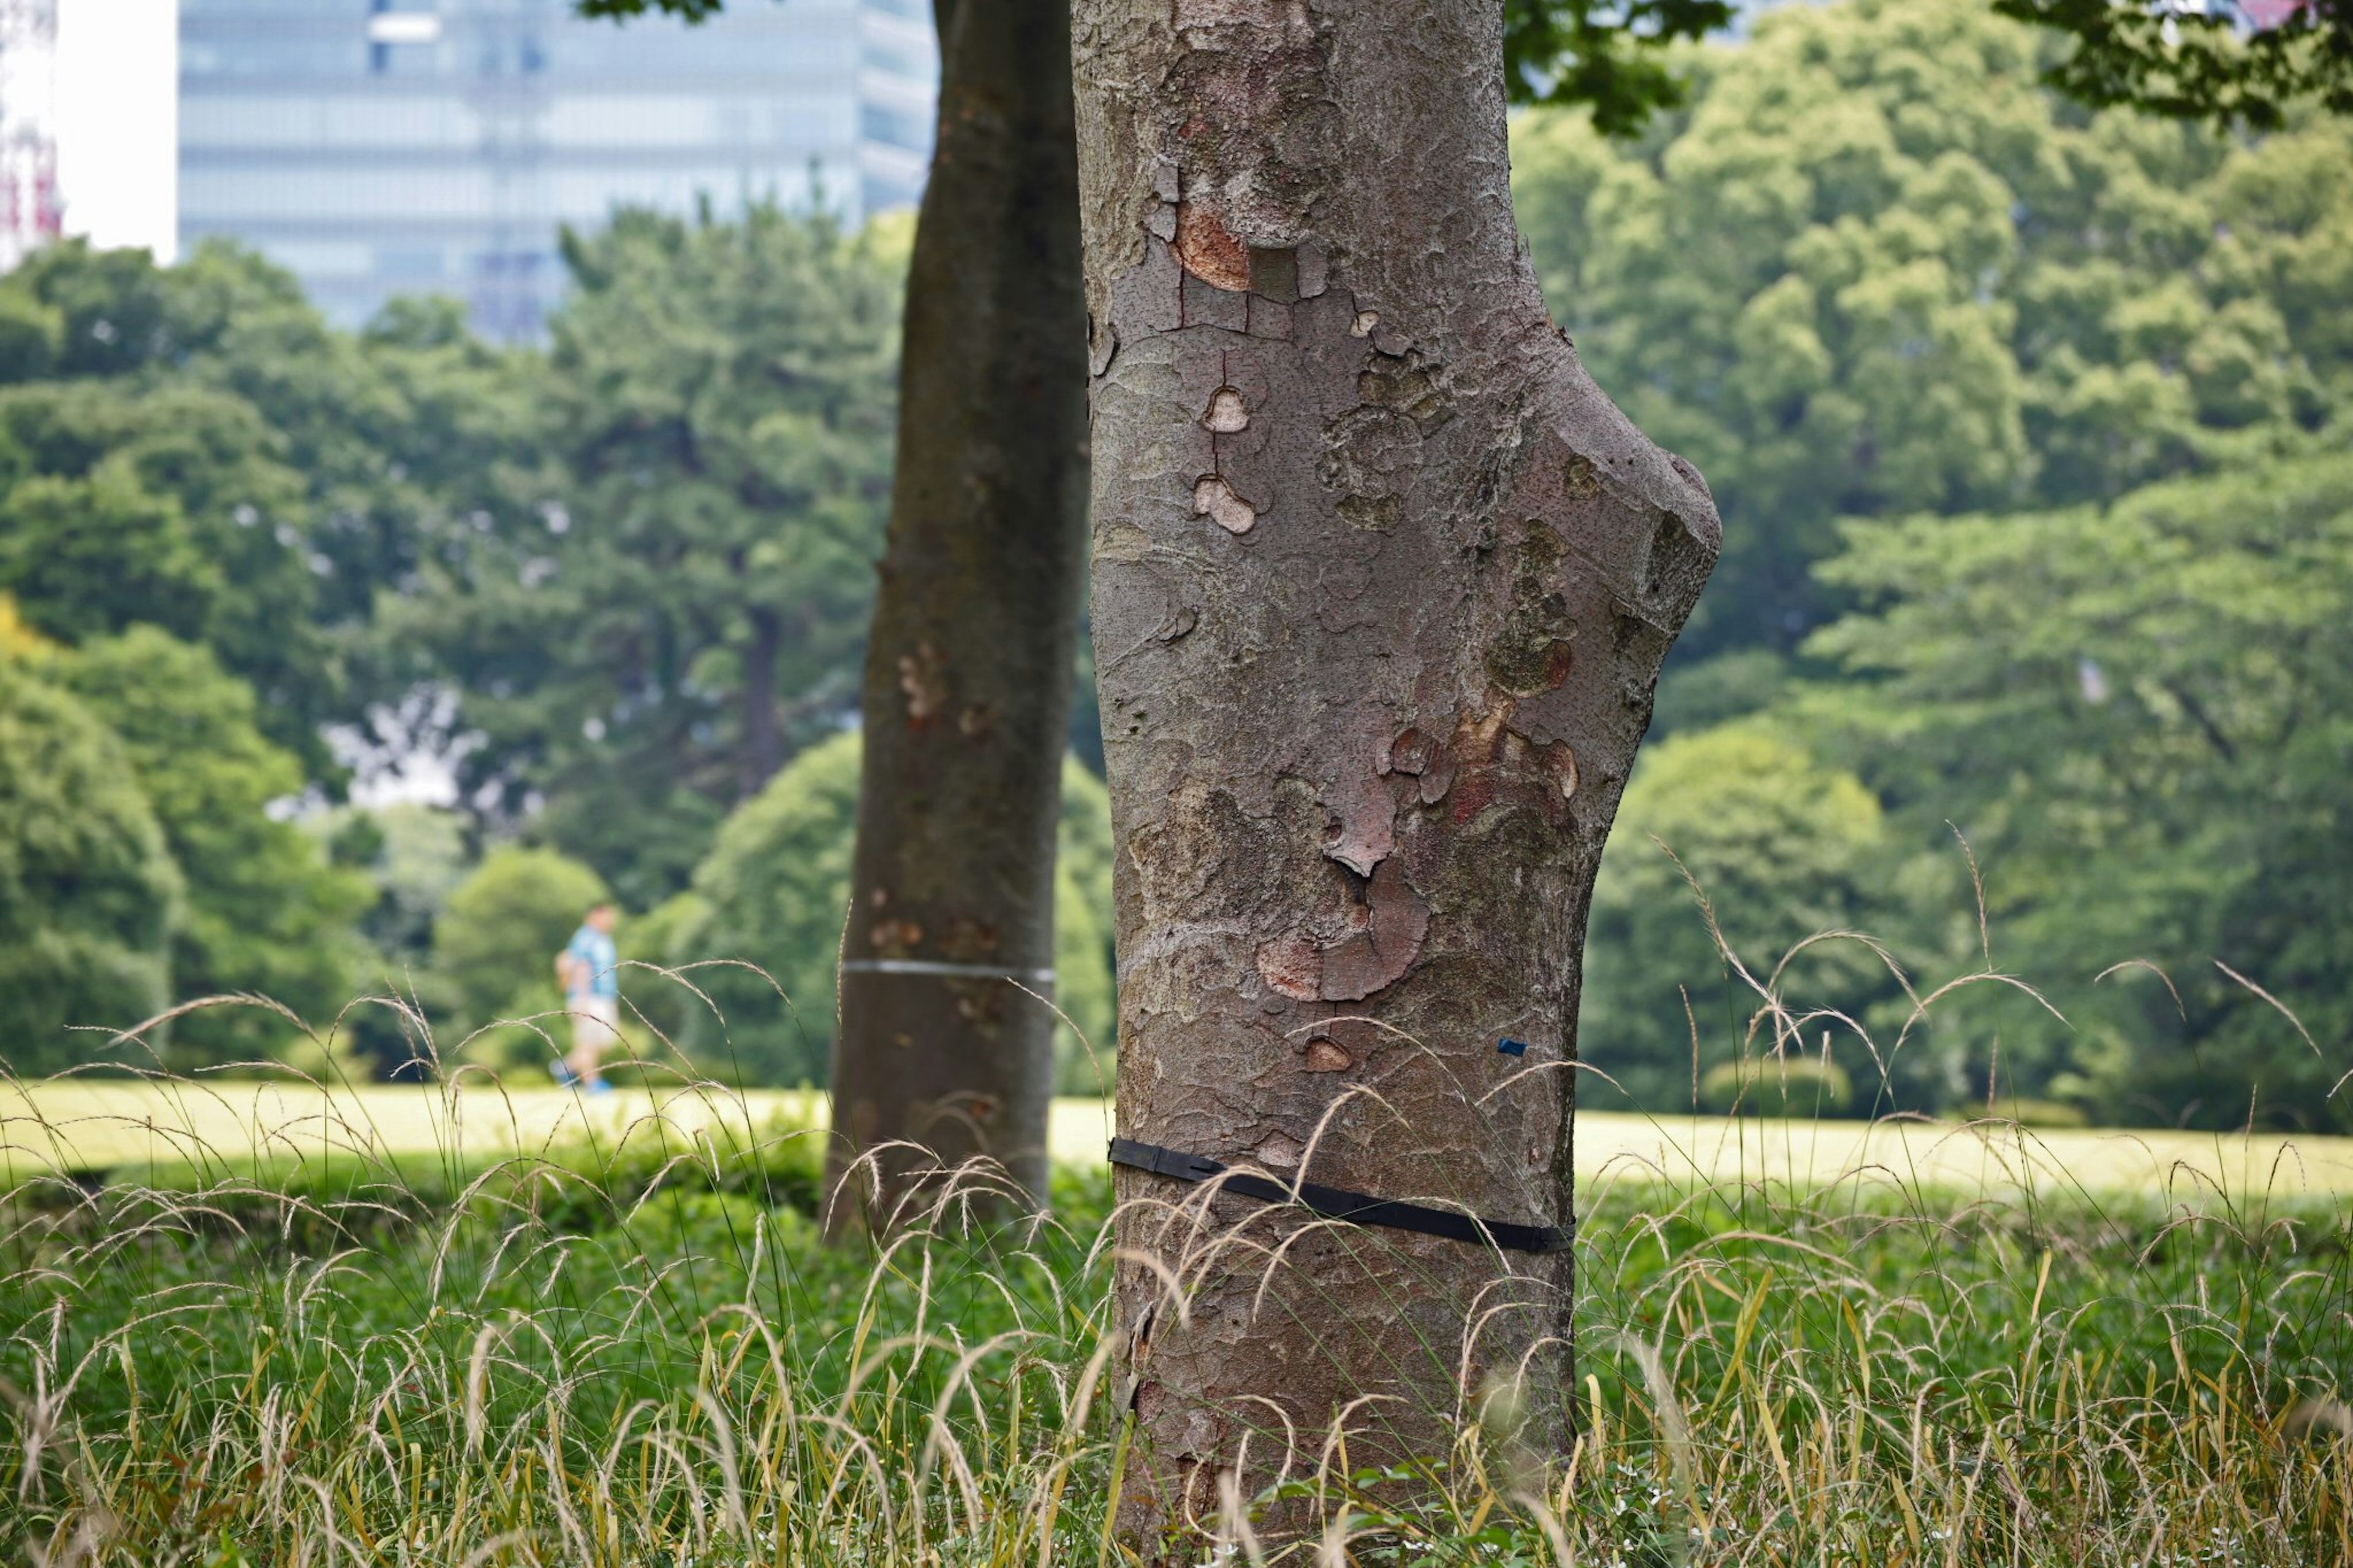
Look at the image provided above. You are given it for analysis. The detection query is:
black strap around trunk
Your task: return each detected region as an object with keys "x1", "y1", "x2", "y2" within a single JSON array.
[{"x1": 1108, "y1": 1137, "x2": 1569, "y2": 1254}]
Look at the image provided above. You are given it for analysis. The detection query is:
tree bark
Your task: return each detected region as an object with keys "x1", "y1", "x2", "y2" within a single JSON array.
[
  {"x1": 827, "y1": 0, "x2": 1090, "y2": 1222},
  {"x1": 741, "y1": 602, "x2": 784, "y2": 793},
  {"x1": 1072, "y1": 0, "x2": 1719, "y2": 1542}
]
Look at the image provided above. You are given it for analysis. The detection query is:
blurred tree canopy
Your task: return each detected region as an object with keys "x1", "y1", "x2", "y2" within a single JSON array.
[
  {"x1": 0, "y1": 241, "x2": 544, "y2": 776},
  {"x1": 0, "y1": 211, "x2": 913, "y2": 1077},
  {"x1": 1535, "y1": 0, "x2": 2352, "y2": 1127},
  {"x1": 51, "y1": 629, "x2": 374, "y2": 1064},
  {"x1": 379, "y1": 203, "x2": 905, "y2": 906},
  {"x1": 0, "y1": 654, "x2": 179, "y2": 1074},
  {"x1": 1994, "y1": 0, "x2": 2353, "y2": 130},
  {"x1": 1580, "y1": 725, "x2": 1915, "y2": 1112},
  {"x1": 1514, "y1": 0, "x2": 2352, "y2": 659},
  {"x1": 1798, "y1": 452, "x2": 2353, "y2": 1130}
]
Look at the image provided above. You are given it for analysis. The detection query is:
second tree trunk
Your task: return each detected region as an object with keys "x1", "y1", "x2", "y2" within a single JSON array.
[{"x1": 828, "y1": 0, "x2": 1089, "y2": 1222}]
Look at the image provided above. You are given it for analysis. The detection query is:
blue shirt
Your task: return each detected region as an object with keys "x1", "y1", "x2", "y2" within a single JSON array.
[{"x1": 566, "y1": 925, "x2": 619, "y2": 999}]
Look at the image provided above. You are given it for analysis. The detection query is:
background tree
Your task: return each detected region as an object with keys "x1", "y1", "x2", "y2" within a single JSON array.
[
  {"x1": 1074, "y1": 0, "x2": 1718, "y2": 1534},
  {"x1": 0, "y1": 373, "x2": 328, "y2": 765},
  {"x1": 385, "y1": 204, "x2": 902, "y2": 907},
  {"x1": 1512, "y1": 0, "x2": 2352, "y2": 668},
  {"x1": 51, "y1": 628, "x2": 374, "y2": 1064},
  {"x1": 0, "y1": 240, "x2": 542, "y2": 779},
  {"x1": 1994, "y1": 0, "x2": 2353, "y2": 128},
  {"x1": 0, "y1": 654, "x2": 178, "y2": 1074},
  {"x1": 0, "y1": 240, "x2": 543, "y2": 1069},
  {"x1": 1502, "y1": 0, "x2": 1735, "y2": 133},
  {"x1": 573, "y1": 0, "x2": 1093, "y2": 1215},
  {"x1": 1503, "y1": 0, "x2": 2353, "y2": 133},
  {"x1": 1532, "y1": 0, "x2": 2351, "y2": 1129},
  {"x1": 1797, "y1": 451, "x2": 2353, "y2": 1131},
  {"x1": 825, "y1": 0, "x2": 1093, "y2": 1220},
  {"x1": 1578, "y1": 724, "x2": 1911, "y2": 1112},
  {"x1": 318, "y1": 802, "x2": 477, "y2": 1072}
]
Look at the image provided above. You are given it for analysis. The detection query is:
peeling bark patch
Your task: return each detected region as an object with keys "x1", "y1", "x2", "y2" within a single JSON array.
[
  {"x1": 955, "y1": 984, "x2": 1007, "y2": 1030},
  {"x1": 1175, "y1": 201, "x2": 1249, "y2": 290},
  {"x1": 1350, "y1": 310, "x2": 1377, "y2": 336},
  {"x1": 898, "y1": 640, "x2": 949, "y2": 726},
  {"x1": 1418, "y1": 747, "x2": 1457, "y2": 804},
  {"x1": 1385, "y1": 727, "x2": 1436, "y2": 777},
  {"x1": 943, "y1": 917, "x2": 1000, "y2": 961},
  {"x1": 1295, "y1": 241, "x2": 1328, "y2": 297},
  {"x1": 1202, "y1": 387, "x2": 1249, "y2": 432},
  {"x1": 1255, "y1": 858, "x2": 1431, "y2": 1003},
  {"x1": 1302, "y1": 1037, "x2": 1352, "y2": 1072},
  {"x1": 1358, "y1": 357, "x2": 1449, "y2": 426},
  {"x1": 1255, "y1": 928, "x2": 1322, "y2": 1000},
  {"x1": 1194, "y1": 475, "x2": 1258, "y2": 533},
  {"x1": 1544, "y1": 742, "x2": 1579, "y2": 800}
]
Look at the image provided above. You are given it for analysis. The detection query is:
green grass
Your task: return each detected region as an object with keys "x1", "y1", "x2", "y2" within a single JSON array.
[
  {"x1": 8, "y1": 1076, "x2": 2350, "y2": 1197},
  {"x1": 1, "y1": 1072, "x2": 2346, "y2": 1564}
]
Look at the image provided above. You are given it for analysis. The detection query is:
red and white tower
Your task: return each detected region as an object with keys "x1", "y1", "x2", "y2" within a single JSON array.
[{"x1": 0, "y1": 0, "x2": 60, "y2": 270}]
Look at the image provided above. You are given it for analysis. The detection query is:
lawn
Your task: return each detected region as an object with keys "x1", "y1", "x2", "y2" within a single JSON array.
[
  {"x1": 2, "y1": 1074, "x2": 2347, "y2": 1562},
  {"x1": 7, "y1": 1075, "x2": 2351, "y2": 1200}
]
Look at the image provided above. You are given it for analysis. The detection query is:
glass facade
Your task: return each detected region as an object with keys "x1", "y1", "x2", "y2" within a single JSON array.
[{"x1": 181, "y1": 0, "x2": 934, "y2": 339}]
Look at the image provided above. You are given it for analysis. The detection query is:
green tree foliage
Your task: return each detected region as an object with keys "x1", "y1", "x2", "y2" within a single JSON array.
[
  {"x1": 0, "y1": 374, "x2": 326, "y2": 761},
  {"x1": 327, "y1": 804, "x2": 474, "y2": 975},
  {"x1": 51, "y1": 629, "x2": 374, "y2": 1064},
  {"x1": 671, "y1": 732, "x2": 1116, "y2": 1088},
  {"x1": 1994, "y1": 0, "x2": 2353, "y2": 130},
  {"x1": 431, "y1": 845, "x2": 613, "y2": 1046},
  {"x1": 1504, "y1": 0, "x2": 1736, "y2": 134},
  {"x1": 0, "y1": 659, "x2": 178, "y2": 1074},
  {"x1": 319, "y1": 803, "x2": 477, "y2": 1073},
  {"x1": 0, "y1": 239, "x2": 544, "y2": 772},
  {"x1": 385, "y1": 204, "x2": 903, "y2": 906},
  {"x1": 1581, "y1": 725, "x2": 1909, "y2": 1112},
  {"x1": 1800, "y1": 451, "x2": 2353, "y2": 1131},
  {"x1": 1512, "y1": 0, "x2": 2352, "y2": 660},
  {"x1": 1699, "y1": 1052, "x2": 1856, "y2": 1117}
]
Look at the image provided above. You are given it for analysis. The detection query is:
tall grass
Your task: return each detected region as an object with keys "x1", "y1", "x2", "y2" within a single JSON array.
[{"x1": 0, "y1": 975, "x2": 2346, "y2": 1563}]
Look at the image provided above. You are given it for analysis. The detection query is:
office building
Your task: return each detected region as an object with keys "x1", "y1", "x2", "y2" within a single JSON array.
[{"x1": 180, "y1": 0, "x2": 935, "y2": 339}]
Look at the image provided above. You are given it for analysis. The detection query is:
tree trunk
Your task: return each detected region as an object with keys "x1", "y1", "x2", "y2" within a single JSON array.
[
  {"x1": 741, "y1": 602, "x2": 784, "y2": 794},
  {"x1": 827, "y1": 0, "x2": 1090, "y2": 1223},
  {"x1": 1072, "y1": 0, "x2": 1719, "y2": 1540}
]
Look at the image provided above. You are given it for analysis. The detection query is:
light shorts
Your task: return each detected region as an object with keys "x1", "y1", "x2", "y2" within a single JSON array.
[{"x1": 570, "y1": 993, "x2": 622, "y2": 1053}]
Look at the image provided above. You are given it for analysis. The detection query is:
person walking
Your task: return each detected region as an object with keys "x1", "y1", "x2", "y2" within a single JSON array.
[{"x1": 555, "y1": 901, "x2": 621, "y2": 1093}]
